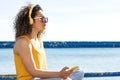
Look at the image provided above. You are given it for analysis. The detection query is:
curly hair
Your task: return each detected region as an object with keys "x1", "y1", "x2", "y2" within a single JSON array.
[{"x1": 13, "y1": 4, "x2": 43, "y2": 39}]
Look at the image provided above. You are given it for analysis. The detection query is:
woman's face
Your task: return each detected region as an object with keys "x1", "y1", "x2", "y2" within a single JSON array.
[{"x1": 32, "y1": 10, "x2": 48, "y2": 32}]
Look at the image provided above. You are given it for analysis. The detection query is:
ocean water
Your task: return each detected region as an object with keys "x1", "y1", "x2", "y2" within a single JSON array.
[{"x1": 0, "y1": 48, "x2": 120, "y2": 80}]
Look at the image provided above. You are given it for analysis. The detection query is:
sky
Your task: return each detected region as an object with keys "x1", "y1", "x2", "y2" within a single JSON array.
[{"x1": 0, "y1": 0, "x2": 120, "y2": 41}]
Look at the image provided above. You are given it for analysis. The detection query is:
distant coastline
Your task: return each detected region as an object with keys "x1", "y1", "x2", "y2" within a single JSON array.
[{"x1": 1, "y1": 41, "x2": 120, "y2": 48}]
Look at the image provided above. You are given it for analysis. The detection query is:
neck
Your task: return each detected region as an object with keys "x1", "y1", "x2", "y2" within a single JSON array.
[
  {"x1": 27, "y1": 33, "x2": 38, "y2": 40},
  {"x1": 29, "y1": 29, "x2": 39, "y2": 40}
]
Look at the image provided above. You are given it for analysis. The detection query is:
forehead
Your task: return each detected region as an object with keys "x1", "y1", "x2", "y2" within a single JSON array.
[{"x1": 36, "y1": 10, "x2": 44, "y2": 16}]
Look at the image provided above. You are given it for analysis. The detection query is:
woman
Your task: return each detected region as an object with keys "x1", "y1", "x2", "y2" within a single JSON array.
[{"x1": 13, "y1": 4, "x2": 84, "y2": 80}]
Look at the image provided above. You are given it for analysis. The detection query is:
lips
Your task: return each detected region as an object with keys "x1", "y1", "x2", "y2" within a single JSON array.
[
  {"x1": 44, "y1": 24, "x2": 46, "y2": 26},
  {"x1": 43, "y1": 25, "x2": 46, "y2": 29}
]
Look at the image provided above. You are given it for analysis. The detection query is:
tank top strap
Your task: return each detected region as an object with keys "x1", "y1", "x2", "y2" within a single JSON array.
[{"x1": 37, "y1": 37, "x2": 44, "y2": 48}]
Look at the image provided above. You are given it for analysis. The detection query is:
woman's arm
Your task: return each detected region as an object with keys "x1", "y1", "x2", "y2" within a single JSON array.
[{"x1": 14, "y1": 38, "x2": 71, "y2": 79}]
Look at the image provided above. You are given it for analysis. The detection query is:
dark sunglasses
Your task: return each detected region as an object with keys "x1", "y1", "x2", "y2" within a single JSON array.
[{"x1": 34, "y1": 16, "x2": 48, "y2": 23}]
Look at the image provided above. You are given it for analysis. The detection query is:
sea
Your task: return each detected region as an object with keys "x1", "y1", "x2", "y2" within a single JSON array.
[{"x1": 0, "y1": 48, "x2": 120, "y2": 80}]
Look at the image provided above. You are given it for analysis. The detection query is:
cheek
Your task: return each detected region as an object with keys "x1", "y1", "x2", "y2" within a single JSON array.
[
  {"x1": 37, "y1": 24, "x2": 45, "y2": 30},
  {"x1": 34, "y1": 21, "x2": 44, "y2": 29},
  {"x1": 36, "y1": 22, "x2": 42, "y2": 27}
]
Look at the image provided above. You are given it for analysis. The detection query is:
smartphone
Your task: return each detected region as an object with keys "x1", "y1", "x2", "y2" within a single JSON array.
[{"x1": 68, "y1": 66, "x2": 79, "y2": 72}]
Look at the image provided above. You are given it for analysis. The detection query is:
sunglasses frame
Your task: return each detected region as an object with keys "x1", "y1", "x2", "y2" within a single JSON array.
[{"x1": 34, "y1": 16, "x2": 48, "y2": 23}]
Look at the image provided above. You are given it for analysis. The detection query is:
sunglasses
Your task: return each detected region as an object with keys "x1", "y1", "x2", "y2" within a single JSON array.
[{"x1": 34, "y1": 16, "x2": 48, "y2": 23}]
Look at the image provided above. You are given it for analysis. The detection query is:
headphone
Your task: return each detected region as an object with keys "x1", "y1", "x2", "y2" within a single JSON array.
[{"x1": 28, "y1": 6, "x2": 34, "y2": 25}]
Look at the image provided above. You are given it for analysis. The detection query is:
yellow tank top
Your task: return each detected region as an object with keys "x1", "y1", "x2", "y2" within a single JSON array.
[{"x1": 14, "y1": 36, "x2": 47, "y2": 80}]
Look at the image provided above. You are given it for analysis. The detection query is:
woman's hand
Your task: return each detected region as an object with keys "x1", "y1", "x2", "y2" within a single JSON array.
[{"x1": 59, "y1": 66, "x2": 72, "y2": 79}]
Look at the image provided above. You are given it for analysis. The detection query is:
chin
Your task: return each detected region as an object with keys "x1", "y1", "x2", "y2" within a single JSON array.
[{"x1": 40, "y1": 30, "x2": 45, "y2": 33}]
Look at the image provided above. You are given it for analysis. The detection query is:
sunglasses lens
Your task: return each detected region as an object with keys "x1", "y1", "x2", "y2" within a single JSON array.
[
  {"x1": 45, "y1": 17, "x2": 48, "y2": 23},
  {"x1": 42, "y1": 17, "x2": 48, "y2": 23}
]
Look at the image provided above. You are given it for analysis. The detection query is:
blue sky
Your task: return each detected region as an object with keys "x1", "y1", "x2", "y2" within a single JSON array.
[{"x1": 0, "y1": 0, "x2": 120, "y2": 41}]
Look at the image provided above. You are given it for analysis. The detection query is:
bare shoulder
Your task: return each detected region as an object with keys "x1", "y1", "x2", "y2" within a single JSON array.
[
  {"x1": 14, "y1": 38, "x2": 29, "y2": 47},
  {"x1": 14, "y1": 38, "x2": 31, "y2": 54}
]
